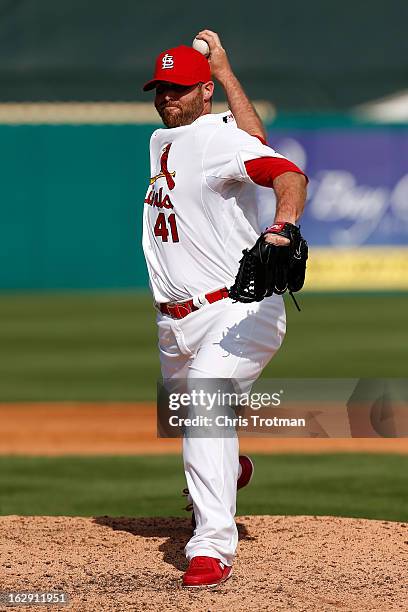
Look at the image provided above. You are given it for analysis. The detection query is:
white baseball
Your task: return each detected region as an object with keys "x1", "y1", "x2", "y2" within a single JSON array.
[{"x1": 192, "y1": 38, "x2": 210, "y2": 57}]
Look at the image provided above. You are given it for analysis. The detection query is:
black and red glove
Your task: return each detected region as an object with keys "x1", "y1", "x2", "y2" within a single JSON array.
[{"x1": 228, "y1": 222, "x2": 308, "y2": 308}]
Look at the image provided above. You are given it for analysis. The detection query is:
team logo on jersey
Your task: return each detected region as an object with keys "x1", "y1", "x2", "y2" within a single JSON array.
[
  {"x1": 144, "y1": 186, "x2": 173, "y2": 209},
  {"x1": 161, "y1": 54, "x2": 174, "y2": 69},
  {"x1": 149, "y1": 143, "x2": 176, "y2": 190}
]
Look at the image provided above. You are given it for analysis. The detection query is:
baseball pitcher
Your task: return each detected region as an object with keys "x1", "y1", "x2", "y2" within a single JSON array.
[{"x1": 142, "y1": 30, "x2": 307, "y2": 587}]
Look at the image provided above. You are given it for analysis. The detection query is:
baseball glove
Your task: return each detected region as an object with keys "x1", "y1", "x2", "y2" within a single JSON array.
[{"x1": 228, "y1": 222, "x2": 308, "y2": 310}]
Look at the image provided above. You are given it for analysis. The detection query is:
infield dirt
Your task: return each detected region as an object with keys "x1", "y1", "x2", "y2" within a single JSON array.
[
  {"x1": 1, "y1": 514, "x2": 407, "y2": 611},
  {"x1": 1, "y1": 403, "x2": 408, "y2": 455},
  {"x1": 2, "y1": 403, "x2": 407, "y2": 611}
]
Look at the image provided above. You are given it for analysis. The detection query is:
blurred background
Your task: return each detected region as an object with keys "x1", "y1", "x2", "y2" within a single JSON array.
[
  {"x1": 1, "y1": 0, "x2": 407, "y2": 401},
  {"x1": 0, "y1": 0, "x2": 407, "y2": 520}
]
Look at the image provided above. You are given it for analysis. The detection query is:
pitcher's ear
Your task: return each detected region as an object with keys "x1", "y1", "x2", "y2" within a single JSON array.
[{"x1": 202, "y1": 81, "x2": 215, "y2": 103}]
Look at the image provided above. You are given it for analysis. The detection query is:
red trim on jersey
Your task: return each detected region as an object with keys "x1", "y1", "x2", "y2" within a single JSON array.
[{"x1": 245, "y1": 157, "x2": 307, "y2": 187}]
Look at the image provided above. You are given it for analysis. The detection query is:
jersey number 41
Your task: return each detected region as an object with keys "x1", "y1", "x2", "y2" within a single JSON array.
[{"x1": 153, "y1": 212, "x2": 179, "y2": 243}]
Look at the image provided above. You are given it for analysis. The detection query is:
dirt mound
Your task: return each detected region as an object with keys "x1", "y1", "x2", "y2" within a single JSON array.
[{"x1": 1, "y1": 515, "x2": 407, "y2": 612}]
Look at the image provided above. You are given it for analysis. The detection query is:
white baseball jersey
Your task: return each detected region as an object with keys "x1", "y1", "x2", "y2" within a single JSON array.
[{"x1": 142, "y1": 111, "x2": 287, "y2": 303}]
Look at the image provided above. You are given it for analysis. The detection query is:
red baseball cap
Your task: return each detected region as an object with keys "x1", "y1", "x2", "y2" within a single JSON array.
[{"x1": 143, "y1": 45, "x2": 211, "y2": 91}]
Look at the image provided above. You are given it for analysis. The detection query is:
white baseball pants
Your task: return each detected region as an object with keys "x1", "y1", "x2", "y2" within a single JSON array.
[{"x1": 157, "y1": 294, "x2": 286, "y2": 566}]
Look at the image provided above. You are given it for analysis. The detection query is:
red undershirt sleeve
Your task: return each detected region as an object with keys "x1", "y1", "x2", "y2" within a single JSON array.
[
  {"x1": 244, "y1": 157, "x2": 308, "y2": 187},
  {"x1": 253, "y1": 135, "x2": 268, "y2": 145}
]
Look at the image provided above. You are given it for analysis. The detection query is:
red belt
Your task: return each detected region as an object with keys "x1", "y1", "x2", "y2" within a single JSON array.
[{"x1": 159, "y1": 287, "x2": 229, "y2": 319}]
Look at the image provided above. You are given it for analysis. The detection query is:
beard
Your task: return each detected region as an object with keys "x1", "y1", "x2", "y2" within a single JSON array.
[{"x1": 156, "y1": 90, "x2": 204, "y2": 128}]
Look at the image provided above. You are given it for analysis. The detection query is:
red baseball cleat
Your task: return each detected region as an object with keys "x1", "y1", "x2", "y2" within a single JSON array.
[
  {"x1": 182, "y1": 556, "x2": 232, "y2": 587},
  {"x1": 183, "y1": 455, "x2": 255, "y2": 530},
  {"x1": 237, "y1": 454, "x2": 255, "y2": 490}
]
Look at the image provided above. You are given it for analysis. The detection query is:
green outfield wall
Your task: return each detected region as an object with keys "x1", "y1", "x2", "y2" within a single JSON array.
[
  {"x1": 1, "y1": 124, "x2": 153, "y2": 289},
  {"x1": 2, "y1": 119, "x2": 407, "y2": 291}
]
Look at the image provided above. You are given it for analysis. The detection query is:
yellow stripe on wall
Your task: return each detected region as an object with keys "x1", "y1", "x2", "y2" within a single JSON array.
[
  {"x1": 0, "y1": 101, "x2": 274, "y2": 125},
  {"x1": 306, "y1": 248, "x2": 408, "y2": 290}
]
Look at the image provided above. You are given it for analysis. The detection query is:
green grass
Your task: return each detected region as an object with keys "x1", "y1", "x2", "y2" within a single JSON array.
[
  {"x1": 0, "y1": 291, "x2": 157, "y2": 401},
  {"x1": 0, "y1": 291, "x2": 406, "y2": 401},
  {"x1": 0, "y1": 454, "x2": 407, "y2": 522}
]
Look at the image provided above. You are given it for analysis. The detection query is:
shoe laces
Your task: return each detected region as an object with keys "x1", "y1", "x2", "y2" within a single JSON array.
[{"x1": 182, "y1": 487, "x2": 193, "y2": 512}]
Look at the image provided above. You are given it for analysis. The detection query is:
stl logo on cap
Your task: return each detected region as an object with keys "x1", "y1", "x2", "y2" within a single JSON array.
[
  {"x1": 161, "y1": 54, "x2": 174, "y2": 70},
  {"x1": 142, "y1": 45, "x2": 211, "y2": 91}
]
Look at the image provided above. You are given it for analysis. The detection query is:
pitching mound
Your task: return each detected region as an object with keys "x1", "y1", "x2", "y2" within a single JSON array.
[{"x1": 1, "y1": 515, "x2": 407, "y2": 612}]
